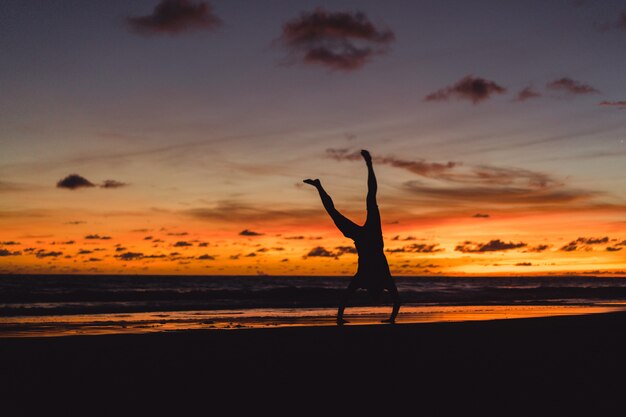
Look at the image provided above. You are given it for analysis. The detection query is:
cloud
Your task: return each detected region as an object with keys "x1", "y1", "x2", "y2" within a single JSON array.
[
  {"x1": 424, "y1": 75, "x2": 506, "y2": 104},
  {"x1": 515, "y1": 86, "x2": 542, "y2": 102},
  {"x1": 285, "y1": 236, "x2": 305, "y2": 240},
  {"x1": 606, "y1": 247, "x2": 623, "y2": 252},
  {"x1": 0, "y1": 249, "x2": 21, "y2": 256},
  {"x1": 100, "y1": 180, "x2": 128, "y2": 189},
  {"x1": 0, "y1": 241, "x2": 20, "y2": 245},
  {"x1": 559, "y1": 236, "x2": 610, "y2": 252},
  {"x1": 127, "y1": 0, "x2": 221, "y2": 35},
  {"x1": 57, "y1": 174, "x2": 95, "y2": 190},
  {"x1": 546, "y1": 78, "x2": 599, "y2": 95},
  {"x1": 599, "y1": 101, "x2": 626, "y2": 109},
  {"x1": 455, "y1": 240, "x2": 527, "y2": 253},
  {"x1": 525, "y1": 244, "x2": 550, "y2": 253},
  {"x1": 56, "y1": 174, "x2": 127, "y2": 190},
  {"x1": 85, "y1": 234, "x2": 112, "y2": 240},
  {"x1": 173, "y1": 241, "x2": 193, "y2": 247},
  {"x1": 239, "y1": 229, "x2": 263, "y2": 236},
  {"x1": 77, "y1": 249, "x2": 93, "y2": 255},
  {"x1": 185, "y1": 201, "x2": 320, "y2": 225},
  {"x1": 387, "y1": 243, "x2": 443, "y2": 254},
  {"x1": 335, "y1": 246, "x2": 357, "y2": 255},
  {"x1": 472, "y1": 213, "x2": 490, "y2": 218},
  {"x1": 326, "y1": 148, "x2": 458, "y2": 178},
  {"x1": 515, "y1": 262, "x2": 532, "y2": 266},
  {"x1": 35, "y1": 250, "x2": 63, "y2": 258},
  {"x1": 391, "y1": 235, "x2": 417, "y2": 241},
  {"x1": 197, "y1": 254, "x2": 215, "y2": 260},
  {"x1": 115, "y1": 252, "x2": 144, "y2": 261},
  {"x1": 305, "y1": 246, "x2": 337, "y2": 258},
  {"x1": 279, "y1": 7, "x2": 395, "y2": 71},
  {"x1": 167, "y1": 232, "x2": 188, "y2": 236}
]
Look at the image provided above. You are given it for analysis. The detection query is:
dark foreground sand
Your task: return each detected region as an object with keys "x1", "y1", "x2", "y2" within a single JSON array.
[{"x1": 3, "y1": 312, "x2": 626, "y2": 416}]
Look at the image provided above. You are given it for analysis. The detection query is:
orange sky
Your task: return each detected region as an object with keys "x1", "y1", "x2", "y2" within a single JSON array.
[{"x1": 1, "y1": 1, "x2": 625, "y2": 275}]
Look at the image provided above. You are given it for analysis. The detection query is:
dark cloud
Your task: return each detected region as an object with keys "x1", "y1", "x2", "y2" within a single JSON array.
[
  {"x1": 424, "y1": 75, "x2": 506, "y2": 104},
  {"x1": 239, "y1": 229, "x2": 263, "y2": 236},
  {"x1": 0, "y1": 249, "x2": 21, "y2": 256},
  {"x1": 546, "y1": 78, "x2": 599, "y2": 95},
  {"x1": 391, "y1": 235, "x2": 417, "y2": 241},
  {"x1": 515, "y1": 86, "x2": 542, "y2": 102},
  {"x1": 77, "y1": 249, "x2": 93, "y2": 255},
  {"x1": 100, "y1": 180, "x2": 128, "y2": 189},
  {"x1": 198, "y1": 242, "x2": 209, "y2": 247},
  {"x1": 87, "y1": 258, "x2": 102, "y2": 262},
  {"x1": 472, "y1": 213, "x2": 490, "y2": 218},
  {"x1": 579, "y1": 237, "x2": 609, "y2": 245},
  {"x1": 606, "y1": 247, "x2": 623, "y2": 252},
  {"x1": 599, "y1": 101, "x2": 626, "y2": 109},
  {"x1": 197, "y1": 254, "x2": 215, "y2": 260},
  {"x1": 279, "y1": 7, "x2": 395, "y2": 71},
  {"x1": 57, "y1": 174, "x2": 95, "y2": 190},
  {"x1": 173, "y1": 241, "x2": 193, "y2": 247},
  {"x1": 455, "y1": 240, "x2": 527, "y2": 253},
  {"x1": 0, "y1": 241, "x2": 20, "y2": 245},
  {"x1": 285, "y1": 236, "x2": 305, "y2": 240},
  {"x1": 245, "y1": 252, "x2": 257, "y2": 257},
  {"x1": 144, "y1": 236, "x2": 153, "y2": 240},
  {"x1": 327, "y1": 148, "x2": 458, "y2": 178},
  {"x1": 127, "y1": 0, "x2": 222, "y2": 35},
  {"x1": 115, "y1": 252, "x2": 144, "y2": 261},
  {"x1": 335, "y1": 246, "x2": 357, "y2": 255},
  {"x1": 65, "y1": 221, "x2": 86, "y2": 225},
  {"x1": 515, "y1": 262, "x2": 532, "y2": 266},
  {"x1": 559, "y1": 236, "x2": 609, "y2": 252},
  {"x1": 525, "y1": 244, "x2": 550, "y2": 253},
  {"x1": 305, "y1": 246, "x2": 337, "y2": 258},
  {"x1": 35, "y1": 250, "x2": 63, "y2": 258},
  {"x1": 167, "y1": 232, "x2": 188, "y2": 236},
  {"x1": 85, "y1": 234, "x2": 112, "y2": 240},
  {"x1": 387, "y1": 243, "x2": 443, "y2": 254}
]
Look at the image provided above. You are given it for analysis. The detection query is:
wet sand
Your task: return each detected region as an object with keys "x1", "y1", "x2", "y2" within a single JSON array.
[{"x1": 3, "y1": 311, "x2": 626, "y2": 415}]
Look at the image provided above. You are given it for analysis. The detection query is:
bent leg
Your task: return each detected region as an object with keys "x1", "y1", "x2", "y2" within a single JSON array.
[{"x1": 383, "y1": 281, "x2": 401, "y2": 323}]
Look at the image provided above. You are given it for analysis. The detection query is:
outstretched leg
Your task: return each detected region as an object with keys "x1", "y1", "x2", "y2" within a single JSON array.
[{"x1": 303, "y1": 179, "x2": 359, "y2": 239}]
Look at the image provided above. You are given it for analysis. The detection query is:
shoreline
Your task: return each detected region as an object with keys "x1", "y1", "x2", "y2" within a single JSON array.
[{"x1": 2, "y1": 303, "x2": 624, "y2": 338}]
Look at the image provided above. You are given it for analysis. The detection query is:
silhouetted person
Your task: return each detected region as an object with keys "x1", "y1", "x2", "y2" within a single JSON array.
[{"x1": 304, "y1": 149, "x2": 401, "y2": 325}]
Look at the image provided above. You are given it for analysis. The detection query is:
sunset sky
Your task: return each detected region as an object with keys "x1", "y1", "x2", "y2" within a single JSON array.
[{"x1": 1, "y1": 0, "x2": 625, "y2": 276}]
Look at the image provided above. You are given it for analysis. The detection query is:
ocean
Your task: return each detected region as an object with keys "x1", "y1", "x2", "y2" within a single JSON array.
[{"x1": 2, "y1": 274, "x2": 626, "y2": 337}]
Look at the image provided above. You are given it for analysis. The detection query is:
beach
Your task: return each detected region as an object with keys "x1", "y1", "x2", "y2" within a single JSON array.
[{"x1": 3, "y1": 311, "x2": 626, "y2": 415}]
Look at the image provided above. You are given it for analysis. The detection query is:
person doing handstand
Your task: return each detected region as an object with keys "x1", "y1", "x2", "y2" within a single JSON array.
[{"x1": 304, "y1": 149, "x2": 401, "y2": 325}]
